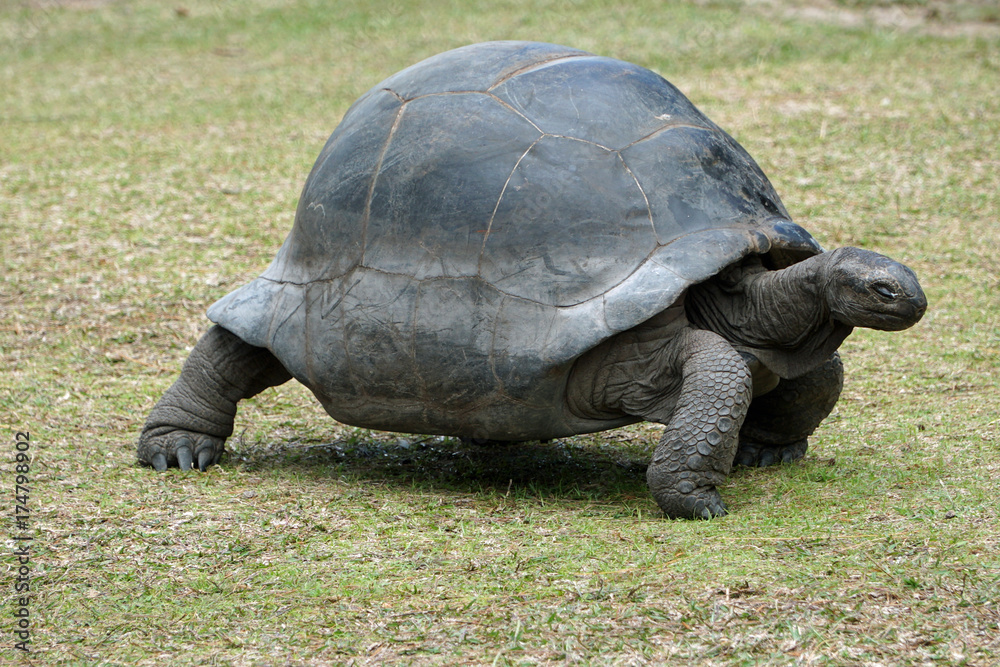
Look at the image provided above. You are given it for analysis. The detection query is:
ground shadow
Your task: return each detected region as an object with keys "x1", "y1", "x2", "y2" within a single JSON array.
[{"x1": 226, "y1": 430, "x2": 657, "y2": 505}]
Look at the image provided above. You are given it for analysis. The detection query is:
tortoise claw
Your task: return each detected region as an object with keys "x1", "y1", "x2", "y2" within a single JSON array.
[
  {"x1": 140, "y1": 430, "x2": 224, "y2": 471},
  {"x1": 176, "y1": 442, "x2": 193, "y2": 471},
  {"x1": 197, "y1": 448, "x2": 213, "y2": 472},
  {"x1": 734, "y1": 438, "x2": 808, "y2": 468}
]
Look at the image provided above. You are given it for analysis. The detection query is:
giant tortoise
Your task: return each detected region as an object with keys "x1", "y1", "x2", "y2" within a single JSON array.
[{"x1": 138, "y1": 41, "x2": 927, "y2": 519}]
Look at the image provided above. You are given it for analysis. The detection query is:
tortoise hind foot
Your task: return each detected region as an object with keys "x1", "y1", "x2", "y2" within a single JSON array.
[
  {"x1": 137, "y1": 325, "x2": 292, "y2": 473},
  {"x1": 733, "y1": 437, "x2": 808, "y2": 467},
  {"x1": 736, "y1": 353, "x2": 842, "y2": 469},
  {"x1": 138, "y1": 428, "x2": 225, "y2": 472}
]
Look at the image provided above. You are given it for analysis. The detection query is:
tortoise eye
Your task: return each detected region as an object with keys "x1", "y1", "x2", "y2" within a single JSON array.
[{"x1": 872, "y1": 283, "x2": 897, "y2": 299}]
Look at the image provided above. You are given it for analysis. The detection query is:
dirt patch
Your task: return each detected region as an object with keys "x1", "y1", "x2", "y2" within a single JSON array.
[{"x1": 750, "y1": 0, "x2": 1000, "y2": 38}]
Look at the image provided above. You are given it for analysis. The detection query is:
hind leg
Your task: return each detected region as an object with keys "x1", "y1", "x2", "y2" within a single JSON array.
[
  {"x1": 734, "y1": 353, "x2": 844, "y2": 467},
  {"x1": 138, "y1": 325, "x2": 292, "y2": 471}
]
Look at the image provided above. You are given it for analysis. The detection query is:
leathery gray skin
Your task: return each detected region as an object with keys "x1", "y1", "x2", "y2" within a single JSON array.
[
  {"x1": 137, "y1": 41, "x2": 928, "y2": 519},
  {"x1": 566, "y1": 246, "x2": 926, "y2": 518},
  {"x1": 138, "y1": 326, "x2": 291, "y2": 473},
  {"x1": 138, "y1": 246, "x2": 926, "y2": 518}
]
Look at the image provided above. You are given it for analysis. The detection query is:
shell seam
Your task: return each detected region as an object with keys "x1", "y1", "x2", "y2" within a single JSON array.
[
  {"x1": 476, "y1": 138, "x2": 542, "y2": 275},
  {"x1": 360, "y1": 96, "x2": 407, "y2": 265},
  {"x1": 620, "y1": 121, "x2": 716, "y2": 151},
  {"x1": 486, "y1": 52, "x2": 592, "y2": 91},
  {"x1": 617, "y1": 153, "x2": 656, "y2": 241}
]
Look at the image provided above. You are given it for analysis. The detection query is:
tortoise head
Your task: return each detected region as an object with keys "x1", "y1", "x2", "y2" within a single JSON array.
[{"x1": 823, "y1": 247, "x2": 927, "y2": 331}]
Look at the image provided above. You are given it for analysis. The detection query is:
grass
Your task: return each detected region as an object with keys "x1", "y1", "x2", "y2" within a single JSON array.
[{"x1": 2, "y1": 0, "x2": 999, "y2": 664}]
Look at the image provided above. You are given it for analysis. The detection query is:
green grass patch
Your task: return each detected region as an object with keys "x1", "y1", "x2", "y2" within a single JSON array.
[{"x1": 2, "y1": 0, "x2": 998, "y2": 664}]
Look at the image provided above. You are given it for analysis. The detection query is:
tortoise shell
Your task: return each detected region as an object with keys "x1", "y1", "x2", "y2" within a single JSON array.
[{"x1": 208, "y1": 41, "x2": 822, "y2": 440}]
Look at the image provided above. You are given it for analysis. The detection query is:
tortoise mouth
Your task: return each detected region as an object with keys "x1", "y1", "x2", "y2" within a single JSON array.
[{"x1": 864, "y1": 295, "x2": 927, "y2": 331}]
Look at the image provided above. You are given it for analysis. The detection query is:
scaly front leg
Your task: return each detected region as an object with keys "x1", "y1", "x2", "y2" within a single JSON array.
[{"x1": 644, "y1": 329, "x2": 753, "y2": 519}]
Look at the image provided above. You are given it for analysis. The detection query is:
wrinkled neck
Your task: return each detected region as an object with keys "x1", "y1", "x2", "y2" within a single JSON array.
[
  {"x1": 686, "y1": 253, "x2": 853, "y2": 378},
  {"x1": 688, "y1": 255, "x2": 829, "y2": 349},
  {"x1": 749, "y1": 257, "x2": 831, "y2": 345}
]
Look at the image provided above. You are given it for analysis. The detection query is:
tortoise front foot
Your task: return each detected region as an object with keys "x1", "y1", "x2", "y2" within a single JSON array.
[
  {"x1": 733, "y1": 437, "x2": 807, "y2": 467},
  {"x1": 138, "y1": 428, "x2": 224, "y2": 472},
  {"x1": 646, "y1": 438, "x2": 730, "y2": 519},
  {"x1": 643, "y1": 329, "x2": 753, "y2": 519},
  {"x1": 137, "y1": 325, "x2": 292, "y2": 473},
  {"x1": 648, "y1": 471, "x2": 728, "y2": 519}
]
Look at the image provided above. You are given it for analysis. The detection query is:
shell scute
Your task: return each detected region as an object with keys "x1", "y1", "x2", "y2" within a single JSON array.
[
  {"x1": 479, "y1": 135, "x2": 655, "y2": 307},
  {"x1": 378, "y1": 41, "x2": 591, "y2": 99},
  {"x1": 491, "y1": 55, "x2": 715, "y2": 150},
  {"x1": 362, "y1": 92, "x2": 542, "y2": 280}
]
